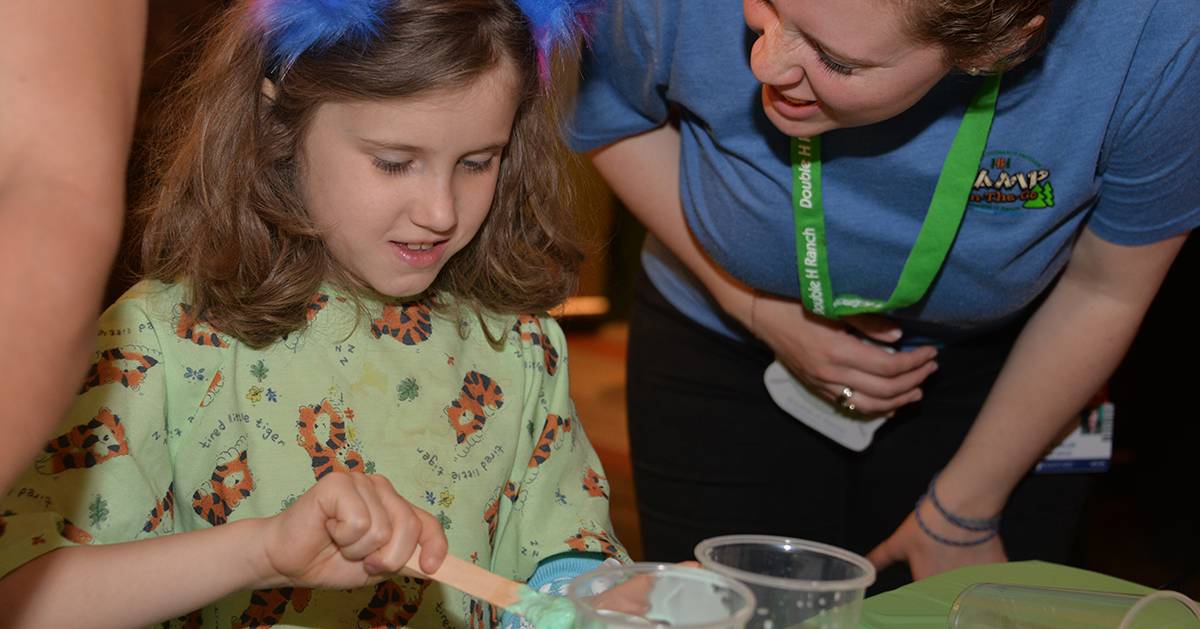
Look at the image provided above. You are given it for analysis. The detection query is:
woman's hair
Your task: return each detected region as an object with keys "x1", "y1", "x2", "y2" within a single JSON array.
[
  {"x1": 901, "y1": 0, "x2": 1052, "y2": 72},
  {"x1": 137, "y1": 0, "x2": 584, "y2": 347}
]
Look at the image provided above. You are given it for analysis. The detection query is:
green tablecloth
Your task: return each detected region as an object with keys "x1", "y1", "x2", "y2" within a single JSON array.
[{"x1": 859, "y1": 561, "x2": 1154, "y2": 627}]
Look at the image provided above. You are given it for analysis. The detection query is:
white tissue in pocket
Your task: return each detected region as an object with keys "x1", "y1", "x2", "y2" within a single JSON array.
[{"x1": 762, "y1": 360, "x2": 888, "y2": 452}]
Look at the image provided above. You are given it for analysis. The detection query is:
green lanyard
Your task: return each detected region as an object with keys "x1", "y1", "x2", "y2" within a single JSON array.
[{"x1": 792, "y1": 74, "x2": 1001, "y2": 318}]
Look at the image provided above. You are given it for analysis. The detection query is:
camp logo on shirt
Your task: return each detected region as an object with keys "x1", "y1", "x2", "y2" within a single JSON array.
[{"x1": 968, "y1": 151, "x2": 1055, "y2": 210}]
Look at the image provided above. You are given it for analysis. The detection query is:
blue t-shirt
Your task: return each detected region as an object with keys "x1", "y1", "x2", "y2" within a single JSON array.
[{"x1": 570, "y1": 0, "x2": 1200, "y2": 343}]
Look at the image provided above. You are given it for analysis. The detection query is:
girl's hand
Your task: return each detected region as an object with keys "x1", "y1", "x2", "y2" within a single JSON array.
[
  {"x1": 749, "y1": 294, "x2": 938, "y2": 416},
  {"x1": 255, "y1": 472, "x2": 448, "y2": 590},
  {"x1": 866, "y1": 500, "x2": 1007, "y2": 580}
]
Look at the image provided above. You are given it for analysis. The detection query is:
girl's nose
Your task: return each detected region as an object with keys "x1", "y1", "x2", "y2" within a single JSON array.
[{"x1": 411, "y1": 177, "x2": 457, "y2": 234}]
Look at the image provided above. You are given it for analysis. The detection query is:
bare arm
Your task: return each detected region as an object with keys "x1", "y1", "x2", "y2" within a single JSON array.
[
  {"x1": 589, "y1": 126, "x2": 936, "y2": 414},
  {"x1": 870, "y1": 229, "x2": 1189, "y2": 577},
  {"x1": 0, "y1": 473, "x2": 449, "y2": 628},
  {"x1": 0, "y1": 1, "x2": 147, "y2": 490}
]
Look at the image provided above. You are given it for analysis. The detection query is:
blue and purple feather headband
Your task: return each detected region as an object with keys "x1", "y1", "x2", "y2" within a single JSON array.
[
  {"x1": 254, "y1": 0, "x2": 604, "y2": 82},
  {"x1": 513, "y1": 0, "x2": 605, "y2": 79}
]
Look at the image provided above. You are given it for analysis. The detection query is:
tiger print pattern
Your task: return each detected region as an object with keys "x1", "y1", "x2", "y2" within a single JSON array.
[
  {"x1": 60, "y1": 518, "x2": 93, "y2": 544},
  {"x1": 468, "y1": 598, "x2": 500, "y2": 629},
  {"x1": 296, "y1": 399, "x2": 365, "y2": 480},
  {"x1": 143, "y1": 485, "x2": 176, "y2": 533},
  {"x1": 191, "y1": 449, "x2": 255, "y2": 526},
  {"x1": 483, "y1": 493, "x2": 501, "y2": 546},
  {"x1": 503, "y1": 480, "x2": 519, "y2": 503},
  {"x1": 370, "y1": 302, "x2": 433, "y2": 345},
  {"x1": 565, "y1": 528, "x2": 622, "y2": 559},
  {"x1": 159, "y1": 609, "x2": 204, "y2": 629},
  {"x1": 80, "y1": 348, "x2": 159, "y2": 394},
  {"x1": 527, "y1": 414, "x2": 571, "y2": 469},
  {"x1": 199, "y1": 370, "x2": 224, "y2": 408},
  {"x1": 175, "y1": 303, "x2": 229, "y2": 348},
  {"x1": 512, "y1": 315, "x2": 559, "y2": 376},
  {"x1": 445, "y1": 371, "x2": 504, "y2": 444},
  {"x1": 356, "y1": 577, "x2": 429, "y2": 628},
  {"x1": 582, "y1": 466, "x2": 608, "y2": 499},
  {"x1": 234, "y1": 587, "x2": 312, "y2": 628},
  {"x1": 306, "y1": 292, "x2": 331, "y2": 321},
  {"x1": 35, "y1": 407, "x2": 130, "y2": 474}
]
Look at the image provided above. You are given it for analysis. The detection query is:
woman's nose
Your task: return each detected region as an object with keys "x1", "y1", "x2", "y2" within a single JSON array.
[{"x1": 750, "y1": 29, "x2": 806, "y2": 88}]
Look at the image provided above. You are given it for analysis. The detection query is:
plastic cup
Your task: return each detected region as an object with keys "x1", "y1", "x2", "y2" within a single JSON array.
[
  {"x1": 567, "y1": 562, "x2": 757, "y2": 628},
  {"x1": 694, "y1": 535, "x2": 876, "y2": 629},
  {"x1": 948, "y1": 583, "x2": 1200, "y2": 628}
]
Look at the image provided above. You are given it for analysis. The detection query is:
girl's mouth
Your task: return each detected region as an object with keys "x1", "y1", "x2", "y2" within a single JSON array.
[{"x1": 389, "y1": 240, "x2": 448, "y2": 268}]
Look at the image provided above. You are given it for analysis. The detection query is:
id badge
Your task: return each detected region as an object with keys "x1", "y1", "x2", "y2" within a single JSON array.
[{"x1": 1034, "y1": 392, "x2": 1114, "y2": 474}]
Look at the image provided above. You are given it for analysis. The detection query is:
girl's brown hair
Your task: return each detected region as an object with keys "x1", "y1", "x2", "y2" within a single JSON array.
[
  {"x1": 901, "y1": 0, "x2": 1052, "y2": 72},
  {"x1": 138, "y1": 0, "x2": 584, "y2": 347}
]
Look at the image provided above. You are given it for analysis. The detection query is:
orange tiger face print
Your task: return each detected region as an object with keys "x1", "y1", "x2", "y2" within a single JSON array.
[
  {"x1": 80, "y1": 348, "x2": 159, "y2": 394},
  {"x1": 191, "y1": 449, "x2": 255, "y2": 526},
  {"x1": 143, "y1": 485, "x2": 176, "y2": 534},
  {"x1": 175, "y1": 303, "x2": 229, "y2": 348},
  {"x1": 446, "y1": 371, "x2": 504, "y2": 444},
  {"x1": 528, "y1": 414, "x2": 572, "y2": 469},
  {"x1": 36, "y1": 407, "x2": 130, "y2": 474},
  {"x1": 370, "y1": 302, "x2": 433, "y2": 345},
  {"x1": 566, "y1": 528, "x2": 621, "y2": 559},
  {"x1": 296, "y1": 400, "x2": 365, "y2": 480},
  {"x1": 512, "y1": 315, "x2": 559, "y2": 376},
  {"x1": 234, "y1": 587, "x2": 312, "y2": 628},
  {"x1": 356, "y1": 577, "x2": 429, "y2": 628},
  {"x1": 582, "y1": 466, "x2": 608, "y2": 499}
]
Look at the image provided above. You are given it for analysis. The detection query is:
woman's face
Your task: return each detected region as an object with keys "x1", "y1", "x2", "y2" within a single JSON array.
[{"x1": 744, "y1": 0, "x2": 951, "y2": 138}]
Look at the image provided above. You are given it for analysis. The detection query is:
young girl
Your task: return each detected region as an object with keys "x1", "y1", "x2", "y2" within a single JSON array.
[{"x1": 0, "y1": 0, "x2": 625, "y2": 626}]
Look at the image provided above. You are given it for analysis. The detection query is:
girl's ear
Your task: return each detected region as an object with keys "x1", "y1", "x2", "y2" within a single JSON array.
[{"x1": 261, "y1": 78, "x2": 278, "y2": 102}]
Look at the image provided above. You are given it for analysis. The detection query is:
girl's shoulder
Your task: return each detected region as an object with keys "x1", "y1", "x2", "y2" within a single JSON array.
[
  {"x1": 441, "y1": 298, "x2": 569, "y2": 376},
  {"x1": 102, "y1": 279, "x2": 191, "y2": 328}
]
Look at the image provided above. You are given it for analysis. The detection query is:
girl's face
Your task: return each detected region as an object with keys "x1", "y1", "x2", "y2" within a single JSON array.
[
  {"x1": 299, "y1": 61, "x2": 520, "y2": 298},
  {"x1": 744, "y1": 0, "x2": 951, "y2": 138}
]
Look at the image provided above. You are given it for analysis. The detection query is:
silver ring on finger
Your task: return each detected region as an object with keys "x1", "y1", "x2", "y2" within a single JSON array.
[{"x1": 836, "y1": 385, "x2": 856, "y2": 412}]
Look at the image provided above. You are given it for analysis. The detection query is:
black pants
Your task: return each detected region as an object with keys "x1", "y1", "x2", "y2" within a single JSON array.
[{"x1": 626, "y1": 271, "x2": 1091, "y2": 593}]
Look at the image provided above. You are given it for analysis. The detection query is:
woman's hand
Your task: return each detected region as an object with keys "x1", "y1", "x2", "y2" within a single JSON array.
[
  {"x1": 866, "y1": 499, "x2": 1007, "y2": 580},
  {"x1": 255, "y1": 472, "x2": 448, "y2": 590},
  {"x1": 749, "y1": 293, "x2": 939, "y2": 416}
]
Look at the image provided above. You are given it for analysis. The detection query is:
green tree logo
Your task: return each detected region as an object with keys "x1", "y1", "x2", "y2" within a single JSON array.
[{"x1": 1024, "y1": 181, "x2": 1055, "y2": 208}]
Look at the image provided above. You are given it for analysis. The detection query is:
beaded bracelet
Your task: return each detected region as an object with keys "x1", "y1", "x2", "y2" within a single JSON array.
[
  {"x1": 927, "y1": 473, "x2": 1001, "y2": 533},
  {"x1": 914, "y1": 494, "x2": 999, "y2": 547}
]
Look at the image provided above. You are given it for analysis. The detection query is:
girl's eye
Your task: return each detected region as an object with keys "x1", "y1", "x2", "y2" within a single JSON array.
[
  {"x1": 373, "y1": 158, "x2": 414, "y2": 175},
  {"x1": 460, "y1": 156, "x2": 496, "y2": 174},
  {"x1": 816, "y1": 49, "x2": 855, "y2": 76}
]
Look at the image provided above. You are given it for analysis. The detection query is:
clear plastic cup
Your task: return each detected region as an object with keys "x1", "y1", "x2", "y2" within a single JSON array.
[
  {"x1": 948, "y1": 583, "x2": 1200, "y2": 628},
  {"x1": 567, "y1": 562, "x2": 757, "y2": 628},
  {"x1": 694, "y1": 535, "x2": 876, "y2": 629}
]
